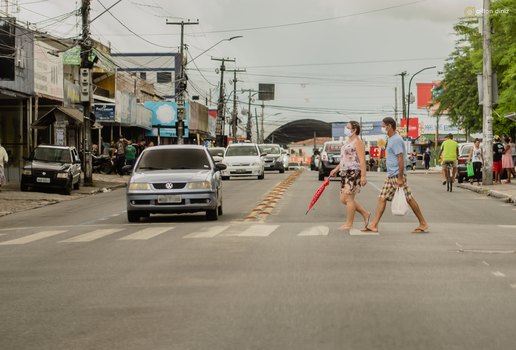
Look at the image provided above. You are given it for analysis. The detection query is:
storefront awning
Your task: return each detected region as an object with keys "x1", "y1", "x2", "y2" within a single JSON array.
[{"x1": 32, "y1": 106, "x2": 84, "y2": 129}]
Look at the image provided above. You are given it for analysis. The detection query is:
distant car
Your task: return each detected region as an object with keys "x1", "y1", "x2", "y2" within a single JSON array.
[
  {"x1": 258, "y1": 144, "x2": 285, "y2": 173},
  {"x1": 21, "y1": 145, "x2": 82, "y2": 195},
  {"x1": 318, "y1": 141, "x2": 344, "y2": 180},
  {"x1": 288, "y1": 162, "x2": 301, "y2": 171},
  {"x1": 221, "y1": 143, "x2": 265, "y2": 180},
  {"x1": 207, "y1": 147, "x2": 225, "y2": 164},
  {"x1": 126, "y1": 145, "x2": 226, "y2": 222},
  {"x1": 457, "y1": 142, "x2": 474, "y2": 183}
]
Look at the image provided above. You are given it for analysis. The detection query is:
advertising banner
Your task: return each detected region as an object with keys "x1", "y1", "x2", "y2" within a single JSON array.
[
  {"x1": 144, "y1": 101, "x2": 189, "y2": 137},
  {"x1": 34, "y1": 41, "x2": 64, "y2": 100},
  {"x1": 94, "y1": 104, "x2": 116, "y2": 122}
]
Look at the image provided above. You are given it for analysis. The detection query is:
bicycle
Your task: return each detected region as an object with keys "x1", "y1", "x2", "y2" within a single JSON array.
[{"x1": 444, "y1": 160, "x2": 454, "y2": 192}]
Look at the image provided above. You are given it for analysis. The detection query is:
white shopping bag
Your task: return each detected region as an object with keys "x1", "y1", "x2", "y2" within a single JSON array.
[{"x1": 391, "y1": 188, "x2": 409, "y2": 216}]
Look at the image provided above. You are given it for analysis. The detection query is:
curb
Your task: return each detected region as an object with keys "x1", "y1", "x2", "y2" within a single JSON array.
[{"x1": 457, "y1": 183, "x2": 516, "y2": 205}]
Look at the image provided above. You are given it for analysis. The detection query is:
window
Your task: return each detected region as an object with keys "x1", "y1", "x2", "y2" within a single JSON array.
[
  {"x1": 156, "y1": 72, "x2": 172, "y2": 83},
  {"x1": 225, "y1": 146, "x2": 259, "y2": 157},
  {"x1": 140, "y1": 72, "x2": 147, "y2": 80},
  {"x1": 258, "y1": 145, "x2": 281, "y2": 155},
  {"x1": 137, "y1": 149, "x2": 211, "y2": 170}
]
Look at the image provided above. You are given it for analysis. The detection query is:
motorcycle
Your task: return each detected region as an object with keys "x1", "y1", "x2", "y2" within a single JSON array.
[{"x1": 92, "y1": 154, "x2": 114, "y2": 174}]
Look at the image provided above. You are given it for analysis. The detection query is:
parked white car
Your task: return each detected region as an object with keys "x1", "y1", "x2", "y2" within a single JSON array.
[{"x1": 221, "y1": 143, "x2": 265, "y2": 180}]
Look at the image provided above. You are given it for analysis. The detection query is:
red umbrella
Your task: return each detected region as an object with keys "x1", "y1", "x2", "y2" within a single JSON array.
[{"x1": 305, "y1": 176, "x2": 332, "y2": 215}]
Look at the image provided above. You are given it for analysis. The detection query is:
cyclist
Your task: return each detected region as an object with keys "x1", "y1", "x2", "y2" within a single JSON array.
[{"x1": 438, "y1": 133, "x2": 459, "y2": 185}]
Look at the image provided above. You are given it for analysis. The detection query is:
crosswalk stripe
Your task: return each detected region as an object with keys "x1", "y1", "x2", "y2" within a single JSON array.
[
  {"x1": 119, "y1": 227, "x2": 173, "y2": 240},
  {"x1": 183, "y1": 226, "x2": 230, "y2": 238},
  {"x1": 59, "y1": 229, "x2": 123, "y2": 243},
  {"x1": 0, "y1": 230, "x2": 67, "y2": 245},
  {"x1": 297, "y1": 225, "x2": 329, "y2": 236},
  {"x1": 235, "y1": 225, "x2": 279, "y2": 237},
  {"x1": 349, "y1": 228, "x2": 379, "y2": 236}
]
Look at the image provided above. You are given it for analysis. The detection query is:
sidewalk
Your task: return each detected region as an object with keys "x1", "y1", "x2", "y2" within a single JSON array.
[
  {"x1": 0, "y1": 174, "x2": 128, "y2": 217},
  {"x1": 458, "y1": 180, "x2": 516, "y2": 205}
]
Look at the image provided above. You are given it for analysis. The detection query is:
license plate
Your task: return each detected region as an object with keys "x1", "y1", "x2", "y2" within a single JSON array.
[
  {"x1": 157, "y1": 195, "x2": 182, "y2": 204},
  {"x1": 235, "y1": 169, "x2": 246, "y2": 173},
  {"x1": 36, "y1": 177, "x2": 50, "y2": 183}
]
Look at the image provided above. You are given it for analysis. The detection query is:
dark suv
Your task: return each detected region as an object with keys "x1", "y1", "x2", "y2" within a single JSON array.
[{"x1": 21, "y1": 145, "x2": 82, "y2": 195}]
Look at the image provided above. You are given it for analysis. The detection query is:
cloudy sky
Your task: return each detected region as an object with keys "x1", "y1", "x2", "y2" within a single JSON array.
[{"x1": 6, "y1": 0, "x2": 484, "y2": 135}]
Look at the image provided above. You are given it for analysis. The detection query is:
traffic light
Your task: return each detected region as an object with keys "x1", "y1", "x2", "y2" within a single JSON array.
[{"x1": 80, "y1": 68, "x2": 91, "y2": 102}]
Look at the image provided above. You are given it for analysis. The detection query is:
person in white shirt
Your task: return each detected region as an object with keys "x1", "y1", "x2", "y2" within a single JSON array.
[{"x1": 0, "y1": 141, "x2": 9, "y2": 191}]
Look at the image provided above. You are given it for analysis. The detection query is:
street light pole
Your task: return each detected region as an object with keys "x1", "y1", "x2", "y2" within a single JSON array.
[
  {"x1": 212, "y1": 57, "x2": 235, "y2": 146},
  {"x1": 190, "y1": 36, "x2": 243, "y2": 63},
  {"x1": 406, "y1": 66, "x2": 436, "y2": 139}
]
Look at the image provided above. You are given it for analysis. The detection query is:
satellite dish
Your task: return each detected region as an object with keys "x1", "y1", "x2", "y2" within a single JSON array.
[
  {"x1": 241, "y1": 108, "x2": 248, "y2": 115},
  {"x1": 215, "y1": 68, "x2": 220, "y2": 74}
]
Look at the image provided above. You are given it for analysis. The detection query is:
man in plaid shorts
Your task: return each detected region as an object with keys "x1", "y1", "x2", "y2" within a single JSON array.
[{"x1": 362, "y1": 117, "x2": 429, "y2": 233}]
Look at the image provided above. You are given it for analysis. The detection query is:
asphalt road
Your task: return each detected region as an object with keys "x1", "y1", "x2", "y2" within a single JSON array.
[{"x1": 0, "y1": 170, "x2": 515, "y2": 350}]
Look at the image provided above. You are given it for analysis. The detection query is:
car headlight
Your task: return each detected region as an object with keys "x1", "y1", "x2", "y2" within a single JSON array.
[
  {"x1": 252, "y1": 161, "x2": 261, "y2": 166},
  {"x1": 57, "y1": 172, "x2": 69, "y2": 179},
  {"x1": 188, "y1": 181, "x2": 211, "y2": 189},
  {"x1": 128, "y1": 183, "x2": 152, "y2": 191},
  {"x1": 22, "y1": 169, "x2": 31, "y2": 175}
]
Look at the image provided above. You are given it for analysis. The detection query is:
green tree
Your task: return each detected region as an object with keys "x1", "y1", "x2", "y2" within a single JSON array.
[{"x1": 436, "y1": 0, "x2": 515, "y2": 137}]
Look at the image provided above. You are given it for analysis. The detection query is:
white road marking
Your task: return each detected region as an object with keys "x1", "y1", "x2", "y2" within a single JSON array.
[
  {"x1": 183, "y1": 226, "x2": 230, "y2": 238},
  {"x1": 498, "y1": 225, "x2": 516, "y2": 229},
  {"x1": 492, "y1": 271, "x2": 506, "y2": 278},
  {"x1": 0, "y1": 230, "x2": 67, "y2": 245},
  {"x1": 510, "y1": 284, "x2": 516, "y2": 289},
  {"x1": 236, "y1": 225, "x2": 279, "y2": 237},
  {"x1": 59, "y1": 229, "x2": 123, "y2": 243},
  {"x1": 0, "y1": 233, "x2": 6, "y2": 236},
  {"x1": 482, "y1": 261, "x2": 490, "y2": 266},
  {"x1": 350, "y1": 228, "x2": 378, "y2": 236},
  {"x1": 455, "y1": 242, "x2": 463, "y2": 248},
  {"x1": 298, "y1": 226, "x2": 329, "y2": 236},
  {"x1": 119, "y1": 227, "x2": 173, "y2": 240}
]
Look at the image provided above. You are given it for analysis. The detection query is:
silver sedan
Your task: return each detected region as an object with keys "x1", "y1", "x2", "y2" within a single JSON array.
[{"x1": 126, "y1": 145, "x2": 226, "y2": 222}]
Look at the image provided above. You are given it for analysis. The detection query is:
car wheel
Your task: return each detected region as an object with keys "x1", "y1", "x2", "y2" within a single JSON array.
[
  {"x1": 318, "y1": 171, "x2": 325, "y2": 181},
  {"x1": 99, "y1": 162, "x2": 112, "y2": 174},
  {"x1": 279, "y1": 168, "x2": 285, "y2": 174},
  {"x1": 20, "y1": 182, "x2": 29, "y2": 192},
  {"x1": 127, "y1": 211, "x2": 141, "y2": 222},
  {"x1": 221, "y1": 176, "x2": 230, "y2": 181},
  {"x1": 258, "y1": 172, "x2": 265, "y2": 180},
  {"x1": 73, "y1": 176, "x2": 80, "y2": 190},
  {"x1": 217, "y1": 202, "x2": 223, "y2": 216},
  {"x1": 64, "y1": 179, "x2": 73, "y2": 195},
  {"x1": 206, "y1": 208, "x2": 219, "y2": 221}
]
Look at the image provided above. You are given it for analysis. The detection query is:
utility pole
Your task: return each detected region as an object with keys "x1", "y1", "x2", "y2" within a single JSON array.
[
  {"x1": 396, "y1": 71, "x2": 407, "y2": 121},
  {"x1": 260, "y1": 101, "x2": 265, "y2": 144},
  {"x1": 226, "y1": 68, "x2": 246, "y2": 142},
  {"x1": 212, "y1": 57, "x2": 235, "y2": 146},
  {"x1": 254, "y1": 107, "x2": 259, "y2": 143},
  {"x1": 241, "y1": 89, "x2": 258, "y2": 141},
  {"x1": 481, "y1": 0, "x2": 493, "y2": 185},
  {"x1": 166, "y1": 19, "x2": 199, "y2": 144},
  {"x1": 80, "y1": 0, "x2": 93, "y2": 186}
]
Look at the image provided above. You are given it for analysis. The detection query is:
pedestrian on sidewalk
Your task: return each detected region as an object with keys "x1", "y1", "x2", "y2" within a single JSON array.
[
  {"x1": 493, "y1": 135, "x2": 504, "y2": 184},
  {"x1": 329, "y1": 121, "x2": 370, "y2": 230},
  {"x1": 467, "y1": 138, "x2": 483, "y2": 185},
  {"x1": 125, "y1": 140, "x2": 137, "y2": 168},
  {"x1": 502, "y1": 137, "x2": 514, "y2": 184},
  {"x1": 114, "y1": 135, "x2": 128, "y2": 176},
  {"x1": 409, "y1": 150, "x2": 417, "y2": 171},
  {"x1": 423, "y1": 147, "x2": 431, "y2": 171},
  {"x1": 0, "y1": 141, "x2": 8, "y2": 191},
  {"x1": 363, "y1": 117, "x2": 429, "y2": 234}
]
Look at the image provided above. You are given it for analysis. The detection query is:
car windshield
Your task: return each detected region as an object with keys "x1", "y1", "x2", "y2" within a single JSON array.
[
  {"x1": 325, "y1": 144, "x2": 342, "y2": 153},
  {"x1": 33, "y1": 147, "x2": 71, "y2": 163},
  {"x1": 136, "y1": 149, "x2": 211, "y2": 170},
  {"x1": 225, "y1": 146, "x2": 258, "y2": 157},
  {"x1": 208, "y1": 148, "x2": 225, "y2": 157},
  {"x1": 259, "y1": 145, "x2": 281, "y2": 154},
  {"x1": 460, "y1": 145, "x2": 473, "y2": 156}
]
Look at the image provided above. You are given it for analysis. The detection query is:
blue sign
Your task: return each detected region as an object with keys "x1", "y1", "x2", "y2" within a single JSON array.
[
  {"x1": 94, "y1": 104, "x2": 115, "y2": 122},
  {"x1": 332, "y1": 121, "x2": 383, "y2": 138},
  {"x1": 144, "y1": 101, "x2": 189, "y2": 138}
]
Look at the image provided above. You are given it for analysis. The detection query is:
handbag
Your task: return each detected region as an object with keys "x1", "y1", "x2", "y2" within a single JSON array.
[
  {"x1": 391, "y1": 188, "x2": 409, "y2": 216},
  {"x1": 466, "y1": 162, "x2": 474, "y2": 177}
]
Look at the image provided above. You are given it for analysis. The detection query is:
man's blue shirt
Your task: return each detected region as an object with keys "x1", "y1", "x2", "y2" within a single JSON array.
[{"x1": 386, "y1": 133, "x2": 406, "y2": 177}]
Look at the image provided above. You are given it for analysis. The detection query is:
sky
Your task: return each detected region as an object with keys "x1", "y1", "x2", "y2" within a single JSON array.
[{"x1": 4, "y1": 0, "x2": 485, "y2": 136}]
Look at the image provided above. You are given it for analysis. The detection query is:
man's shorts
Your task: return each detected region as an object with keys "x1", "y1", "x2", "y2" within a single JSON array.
[
  {"x1": 493, "y1": 160, "x2": 502, "y2": 172},
  {"x1": 441, "y1": 160, "x2": 458, "y2": 167},
  {"x1": 379, "y1": 176, "x2": 413, "y2": 202}
]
